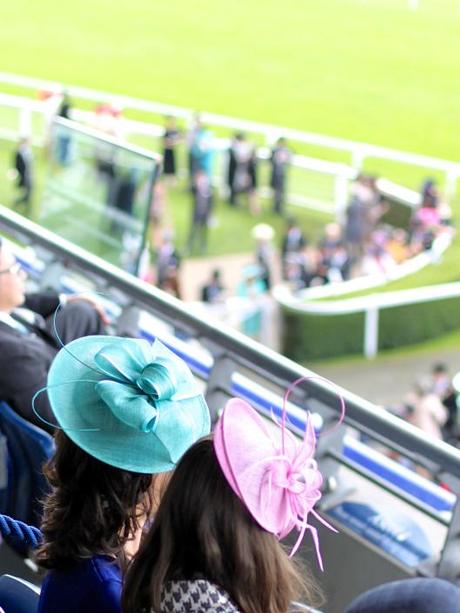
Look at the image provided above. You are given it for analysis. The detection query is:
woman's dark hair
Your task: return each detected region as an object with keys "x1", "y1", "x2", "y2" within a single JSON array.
[
  {"x1": 122, "y1": 437, "x2": 320, "y2": 613},
  {"x1": 36, "y1": 430, "x2": 154, "y2": 571}
]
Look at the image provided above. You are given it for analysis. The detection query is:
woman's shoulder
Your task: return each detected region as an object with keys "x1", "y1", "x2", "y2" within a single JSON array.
[
  {"x1": 161, "y1": 579, "x2": 241, "y2": 612},
  {"x1": 39, "y1": 556, "x2": 122, "y2": 613},
  {"x1": 89, "y1": 555, "x2": 122, "y2": 585}
]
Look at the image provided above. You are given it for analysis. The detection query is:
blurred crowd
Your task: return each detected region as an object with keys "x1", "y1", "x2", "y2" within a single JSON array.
[
  {"x1": 7, "y1": 97, "x2": 456, "y2": 352},
  {"x1": 282, "y1": 175, "x2": 454, "y2": 291}
]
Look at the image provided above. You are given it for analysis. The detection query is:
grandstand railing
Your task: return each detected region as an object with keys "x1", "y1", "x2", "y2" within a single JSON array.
[{"x1": 1, "y1": 203, "x2": 460, "y2": 609}]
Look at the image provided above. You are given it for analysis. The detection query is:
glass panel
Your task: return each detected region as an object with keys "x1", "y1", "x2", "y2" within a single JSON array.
[{"x1": 39, "y1": 118, "x2": 158, "y2": 274}]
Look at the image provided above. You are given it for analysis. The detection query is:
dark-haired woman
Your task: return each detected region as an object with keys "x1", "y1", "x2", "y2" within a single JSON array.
[
  {"x1": 37, "y1": 431, "x2": 161, "y2": 613},
  {"x1": 123, "y1": 397, "x2": 326, "y2": 613},
  {"x1": 36, "y1": 335, "x2": 210, "y2": 613}
]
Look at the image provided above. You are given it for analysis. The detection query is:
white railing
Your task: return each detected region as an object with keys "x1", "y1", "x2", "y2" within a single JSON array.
[
  {"x1": 273, "y1": 273, "x2": 460, "y2": 359},
  {"x1": 1, "y1": 71, "x2": 460, "y2": 200},
  {"x1": 0, "y1": 89, "x2": 354, "y2": 217}
]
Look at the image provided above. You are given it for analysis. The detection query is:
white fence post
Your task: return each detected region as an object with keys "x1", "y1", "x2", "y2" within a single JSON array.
[
  {"x1": 446, "y1": 169, "x2": 458, "y2": 201},
  {"x1": 351, "y1": 147, "x2": 365, "y2": 172},
  {"x1": 334, "y1": 174, "x2": 350, "y2": 223},
  {"x1": 364, "y1": 305, "x2": 379, "y2": 359},
  {"x1": 18, "y1": 106, "x2": 32, "y2": 138}
]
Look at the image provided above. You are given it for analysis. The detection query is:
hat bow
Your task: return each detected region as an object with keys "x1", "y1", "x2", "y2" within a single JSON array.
[{"x1": 93, "y1": 340, "x2": 199, "y2": 434}]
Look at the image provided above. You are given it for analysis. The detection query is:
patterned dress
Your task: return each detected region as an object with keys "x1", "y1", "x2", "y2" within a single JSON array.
[{"x1": 161, "y1": 579, "x2": 241, "y2": 612}]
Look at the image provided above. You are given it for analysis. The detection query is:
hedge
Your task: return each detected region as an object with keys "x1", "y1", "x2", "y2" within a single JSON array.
[{"x1": 281, "y1": 295, "x2": 460, "y2": 362}]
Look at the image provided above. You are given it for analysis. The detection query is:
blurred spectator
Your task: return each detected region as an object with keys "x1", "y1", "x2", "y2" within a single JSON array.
[
  {"x1": 405, "y1": 377, "x2": 448, "y2": 441},
  {"x1": 431, "y1": 362, "x2": 453, "y2": 399},
  {"x1": 189, "y1": 118, "x2": 214, "y2": 181},
  {"x1": 94, "y1": 101, "x2": 124, "y2": 139},
  {"x1": 408, "y1": 177, "x2": 454, "y2": 255},
  {"x1": 55, "y1": 91, "x2": 73, "y2": 166},
  {"x1": 414, "y1": 201, "x2": 440, "y2": 229},
  {"x1": 386, "y1": 228, "x2": 410, "y2": 264},
  {"x1": 186, "y1": 112, "x2": 202, "y2": 185},
  {"x1": 345, "y1": 175, "x2": 383, "y2": 258},
  {"x1": 361, "y1": 240, "x2": 396, "y2": 277},
  {"x1": 57, "y1": 90, "x2": 72, "y2": 120},
  {"x1": 284, "y1": 251, "x2": 314, "y2": 289},
  {"x1": 201, "y1": 269, "x2": 225, "y2": 304},
  {"x1": 352, "y1": 174, "x2": 379, "y2": 208},
  {"x1": 270, "y1": 137, "x2": 291, "y2": 215},
  {"x1": 430, "y1": 362, "x2": 458, "y2": 441},
  {"x1": 237, "y1": 264, "x2": 267, "y2": 338},
  {"x1": 227, "y1": 132, "x2": 258, "y2": 214},
  {"x1": 319, "y1": 223, "x2": 350, "y2": 282},
  {"x1": 344, "y1": 194, "x2": 368, "y2": 263},
  {"x1": 252, "y1": 223, "x2": 275, "y2": 291},
  {"x1": 13, "y1": 137, "x2": 33, "y2": 212},
  {"x1": 149, "y1": 175, "x2": 167, "y2": 250},
  {"x1": 156, "y1": 229, "x2": 181, "y2": 297},
  {"x1": 227, "y1": 133, "x2": 238, "y2": 206},
  {"x1": 112, "y1": 167, "x2": 137, "y2": 220},
  {"x1": 281, "y1": 217, "x2": 307, "y2": 279},
  {"x1": 188, "y1": 169, "x2": 213, "y2": 255},
  {"x1": 162, "y1": 116, "x2": 181, "y2": 184},
  {"x1": 160, "y1": 266, "x2": 182, "y2": 299},
  {"x1": 421, "y1": 178, "x2": 439, "y2": 208}
]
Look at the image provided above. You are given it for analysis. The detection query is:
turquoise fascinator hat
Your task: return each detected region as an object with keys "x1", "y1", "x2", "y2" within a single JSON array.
[{"x1": 45, "y1": 336, "x2": 210, "y2": 473}]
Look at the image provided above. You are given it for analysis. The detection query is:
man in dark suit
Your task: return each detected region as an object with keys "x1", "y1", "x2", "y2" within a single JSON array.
[
  {"x1": 13, "y1": 138, "x2": 33, "y2": 211},
  {"x1": 0, "y1": 239, "x2": 106, "y2": 432}
]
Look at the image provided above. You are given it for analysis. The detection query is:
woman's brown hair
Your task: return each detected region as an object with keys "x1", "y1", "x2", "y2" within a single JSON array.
[
  {"x1": 122, "y1": 437, "x2": 320, "y2": 613},
  {"x1": 36, "y1": 430, "x2": 154, "y2": 571}
]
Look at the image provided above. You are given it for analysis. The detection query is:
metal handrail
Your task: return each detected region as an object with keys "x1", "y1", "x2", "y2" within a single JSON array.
[{"x1": 1, "y1": 203, "x2": 460, "y2": 480}]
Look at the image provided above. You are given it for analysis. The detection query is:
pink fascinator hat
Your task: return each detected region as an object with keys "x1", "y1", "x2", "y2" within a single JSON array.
[{"x1": 214, "y1": 394, "x2": 339, "y2": 570}]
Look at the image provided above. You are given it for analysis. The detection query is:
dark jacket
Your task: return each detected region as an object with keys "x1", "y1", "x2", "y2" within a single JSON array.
[{"x1": 0, "y1": 293, "x2": 61, "y2": 430}]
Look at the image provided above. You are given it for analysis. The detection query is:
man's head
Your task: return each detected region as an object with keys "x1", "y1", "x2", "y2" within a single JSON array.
[{"x1": 0, "y1": 239, "x2": 27, "y2": 313}]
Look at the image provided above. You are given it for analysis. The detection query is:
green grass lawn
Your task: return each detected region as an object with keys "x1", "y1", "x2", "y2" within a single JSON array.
[
  {"x1": 309, "y1": 323, "x2": 460, "y2": 369},
  {"x1": 1, "y1": 0, "x2": 460, "y2": 269},
  {"x1": 1, "y1": 0, "x2": 460, "y2": 161}
]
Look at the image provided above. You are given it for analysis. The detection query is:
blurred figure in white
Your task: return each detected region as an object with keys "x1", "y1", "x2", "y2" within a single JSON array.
[{"x1": 405, "y1": 377, "x2": 448, "y2": 441}]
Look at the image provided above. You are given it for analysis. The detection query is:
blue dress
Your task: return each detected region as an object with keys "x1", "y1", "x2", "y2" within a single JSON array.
[{"x1": 38, "y1": 555, "x2": 122, "y2": 613}]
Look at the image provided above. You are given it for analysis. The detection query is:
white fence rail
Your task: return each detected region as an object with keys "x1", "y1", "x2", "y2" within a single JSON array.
[
  {"x1": 1, "y1": 71, "x2": 460, "y2": 200},
  {"x1": 274, "y1": 265, "x2": 460, "y2": 359},
  {"x1": 0, "y1": 90, "x2": 354, "y2": 217}
]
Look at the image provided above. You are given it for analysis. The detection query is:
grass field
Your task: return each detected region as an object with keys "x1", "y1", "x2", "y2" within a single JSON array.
[
  {"x1": 1, "y1": 0, "x2": 460, "y2": 262},
  {"x1": 1, "y1": 0, "x2": 460, "y2": 160}
]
